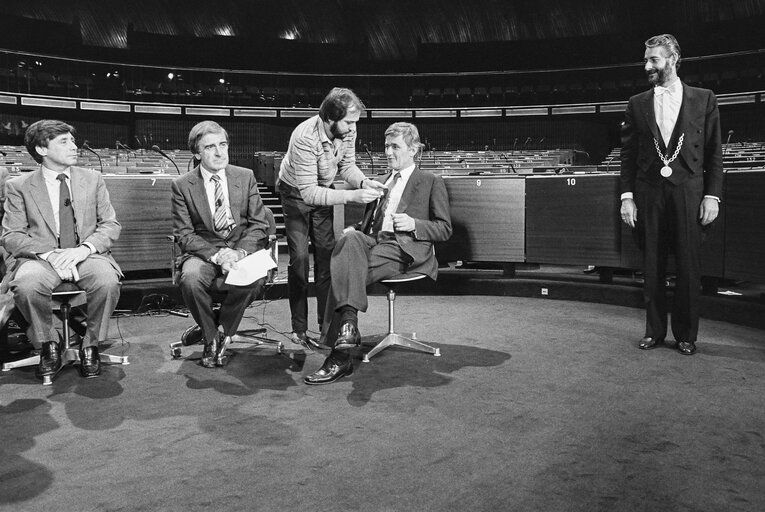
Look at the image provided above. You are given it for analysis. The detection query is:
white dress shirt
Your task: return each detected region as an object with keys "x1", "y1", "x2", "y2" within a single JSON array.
[
  {"x1": 380, "y1": 164, "x2": 415, "y2": 233},
  {"x1": 654, "y1": 79, "x2": 683, "y2": 147},
  {"x1": 199, "y1": 165, "x2": 234, "y2": 228}
]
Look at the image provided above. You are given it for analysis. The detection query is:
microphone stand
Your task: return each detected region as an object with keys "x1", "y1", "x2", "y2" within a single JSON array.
[
  {"x1": 363, "y1": 144, "x2": 375, "y2": 175},
  {"x1": 82, "y1": 142, "x2": 103, "y2": 173},
  {"x1": 151, "y1": 144, "x2": 181, "y2": 175}
]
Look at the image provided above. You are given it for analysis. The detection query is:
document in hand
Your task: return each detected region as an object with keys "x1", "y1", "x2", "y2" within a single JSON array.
[{"x1": 224, "y1": 249, "x2": 278, "y2": 286}]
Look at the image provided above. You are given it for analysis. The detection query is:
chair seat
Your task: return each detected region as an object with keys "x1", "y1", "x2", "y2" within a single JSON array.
[{"x1": 381, "y1": 273, "x2": 427, "y2": 285}]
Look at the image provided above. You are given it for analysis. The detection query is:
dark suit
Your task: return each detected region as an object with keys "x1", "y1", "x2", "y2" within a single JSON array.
[
  {"x1": 2, "y1": 166, "x2": 122, "y2": 348},
  {"x1": 620, "y1": 83, "x2": 723, "y2": 343},
  {"x1": 322, "y1": 166, "x2": 452, "y2": 345},
  {"x1": 171, "y1": 165, "x2": 270, "y2": 344}
]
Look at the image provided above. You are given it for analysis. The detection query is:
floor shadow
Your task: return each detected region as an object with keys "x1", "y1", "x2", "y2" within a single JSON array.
[
  {"x1": 0, "y1": 399, "x2": 57, "y2": 504},
  {"x1": 342, "y1": 342, "x2": 512, "y2": 407}
]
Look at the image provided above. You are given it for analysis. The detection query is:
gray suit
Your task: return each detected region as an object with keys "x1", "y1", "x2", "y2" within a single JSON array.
[
  {"x1": 1, "y1": 166, "x2": 122, "y2": 348},
  {"x1": 171, "y1": 165, "x2": 270, "y2": 344}
]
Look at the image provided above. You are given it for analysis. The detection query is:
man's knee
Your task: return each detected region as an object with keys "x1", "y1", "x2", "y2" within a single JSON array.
[
  {"x1": 11, "y1": 261, "x2": 56, "y2": 297},
  {"x1": 179, "y1": 258, "x2": 215, "y2": 292}
]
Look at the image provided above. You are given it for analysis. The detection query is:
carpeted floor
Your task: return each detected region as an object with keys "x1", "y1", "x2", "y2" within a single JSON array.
[{"x1": 1, "y1": 295, "x2": 764, "y2": 512}]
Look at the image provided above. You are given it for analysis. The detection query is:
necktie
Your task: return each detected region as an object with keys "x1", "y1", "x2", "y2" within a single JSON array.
[
  {"x1": 371, "y1": 172, "x2": 400, "y2": 235},
  {"x1": 210, "y1": 174, "x2": 230, "y2": 233},
  {"x1": 655, "y1": 85, "x2": 674, "y2": 145},
  {"x1": 57, "y1": 174, "x2": 77, "y2": 248}
]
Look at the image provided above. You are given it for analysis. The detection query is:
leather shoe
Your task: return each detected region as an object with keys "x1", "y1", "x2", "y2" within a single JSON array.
[
  {"x1": 638, "y1": 337, "x2": 662, "y2": 350},
  {"x1": 304, "y1": 357, "x2": 353, "y2": 385},
  {"x1": 36, "y1": 341, "x2": 62, "y2": 378},
  {"x1": 200, "y1": 335, "x2": 219, "y2": 368},
  {"x1": 677, "y1": 341, "x2": 697, "y2": 355},
  {"x1": 333, "y1": 322, "x2": 361, "y2": 350},
  {"x1": 79, "y1": 346, "x2": 101, "y2": 378},
  {"x1": 215, "y1": 334, "x2": 231, "y2": 366},
  {"x1": 181, "y1": 325, "x2": 204, "y2": 346}
]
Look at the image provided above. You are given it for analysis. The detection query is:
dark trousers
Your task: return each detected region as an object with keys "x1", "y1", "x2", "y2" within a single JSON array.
[
  {"x1": 322, "y1": 230, "x2": 411, "y2": 360},
  {"x1": 279, "y1": 181, "x2": 334, "y2": 333},
  {"x1": 635, "y1": 178, "x2": 704, "y2": 343},
  {"x1": 179, "y1": 256, "x2": 263, "y2": 344}
]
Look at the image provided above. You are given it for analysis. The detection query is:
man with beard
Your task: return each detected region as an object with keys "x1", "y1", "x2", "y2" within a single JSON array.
[
  {"x1": 278, "y1": 88, "x2": 386, "y2": 349},
  {"x1": 620, "y1": 34, "x2": 723, "y2": 355},
  {"x1": 304, "y1": 122, "x2": 452, "y2": 385}
]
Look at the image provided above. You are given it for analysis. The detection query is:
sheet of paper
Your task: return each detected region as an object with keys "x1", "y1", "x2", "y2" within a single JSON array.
[{"x1": 224, "y1": 249, "x2": 277, "y2": 286}]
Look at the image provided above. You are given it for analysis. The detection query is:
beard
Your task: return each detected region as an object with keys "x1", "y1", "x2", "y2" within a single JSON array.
[
  {"x1": 329, "y1": 121, "x2": 348, "y2": 139},
  {"x1": 647, "y1": 62, "x2": 672, "y2": 86}
]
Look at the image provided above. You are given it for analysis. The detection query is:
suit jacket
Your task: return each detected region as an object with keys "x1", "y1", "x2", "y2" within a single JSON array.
[
  {"x1": 171, "y1": 165, "x2": 270, "y2": 264},
  {"x1": 1, "y1": 166, "x2": 122, "y2": 275},
  {"x1": 356, "y1": 166, "x2": 452, "y2": 279},
  {"x1": 620, "y1": 82, "x2": 723, "y2": 199}
]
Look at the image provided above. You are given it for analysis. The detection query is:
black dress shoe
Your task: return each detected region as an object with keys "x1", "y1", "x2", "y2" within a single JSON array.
[
  {"x1": 79, "y1": 346, "x2": 101, "y2": 378},
  {"x1": 215, "y1": 334, "x2": 230, "y2": 366},
  {"x1": 304, "y1": 357, "x2": 353, "y2": 385},
  {"x1": 181, "y1": 325, "x2": 204, "y2": 346},
  {"x1": 638, "y1": 337, "x2": 662, "y2": 350},
  {"x1": 677, "y1": 341, "x2": 697, "y2": 355},
  {"x1": 200, "y1": 335, "x2": 219, "y2": 368},
  {"x1": 333, "y1": 322, "x2": 361, "y2": 350},
  {"x1": 36, "y1": 341, "x2": 62, "y2": 378}
]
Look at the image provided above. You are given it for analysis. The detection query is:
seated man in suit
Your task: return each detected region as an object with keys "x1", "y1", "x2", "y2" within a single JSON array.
[
  {"x1": 171, "y1": 120, "x2": 271, "y2": 368},
  {"x1": 2, "y1": 119, "x2": 122, "y2": 379},
  {"x1": 305, "y1": 122, "x2": 452, "y2": 385}
]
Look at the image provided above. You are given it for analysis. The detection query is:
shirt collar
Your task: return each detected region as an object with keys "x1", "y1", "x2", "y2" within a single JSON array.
[
  {"x1": 200, "y1": 165, "x2": 226, "y2": 181},
  {"x1": 654, "y1": 79, "x2": 682, "y2": 97},
  {"x1": 391, "y1": 164, "x2": 416, "y2": 181},
  {"x1": 316, "y1": 115, "x2": 331, "y2": 145},
  {"x1": 42, "y1": 164, "x2": 71, "y2": 182}
]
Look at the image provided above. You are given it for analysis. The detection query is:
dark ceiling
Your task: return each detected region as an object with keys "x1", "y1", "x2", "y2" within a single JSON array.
[{"x1": 2, "y1": 0, "x2": 765, "y2": 72}]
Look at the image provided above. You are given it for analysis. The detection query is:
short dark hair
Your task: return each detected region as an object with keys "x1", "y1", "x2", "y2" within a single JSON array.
[
  {"x1": 188, "y1": 120, "x2": 228, "y2": 154},
  {"x1": 24, "y1": 119, "x2": 76, "y2": 163},
  {"x1": 318, "y1": 87, "x2": 366, "y2": 122},
  {"x1": 645, "y1": 33, "x2": 682, "y2": 70},
  {"x1": 385, "y1": 122, "x2": 422, "y2": 154}
]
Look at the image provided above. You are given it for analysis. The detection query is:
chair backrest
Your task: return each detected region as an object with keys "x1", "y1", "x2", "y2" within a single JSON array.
[{"x1": 170, "y1": 206, "x2": 279, "y2": 285}]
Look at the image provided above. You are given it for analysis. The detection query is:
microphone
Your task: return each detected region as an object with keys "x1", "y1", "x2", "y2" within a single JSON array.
[
  {"x1": 500, "y1": 153, "x2": 517, "y2": 174},
  {"x1": 523, "y1": 137, "x2": 532, "y2": 149},
  {"x1": 82, "y1": 141, "x2": 103, "y2": 173},
  {"x1": 724, "y1": 130, "x2": 734, "y2": 155},
  {"x1": 216, "y1": 199, "x2": 222, "y2": 207},
  {"x1": 512, "y1": 138, "x2": 518, "y2": 153},
  {"x1": 0, "y1": 150, "x2": 6, "y2": 156},
  {"x1": 151, "y1": 144, "x2": 181, "y2": 175},
  {"x1": 362, "y1": 143, "x2": 375, "y2": 174},
  {"x1": 133, "y1": 135, "x2": 143, "y2": 150},
  {"x1": 64, "y1": 198, "x2": 71, "y2": 207}
]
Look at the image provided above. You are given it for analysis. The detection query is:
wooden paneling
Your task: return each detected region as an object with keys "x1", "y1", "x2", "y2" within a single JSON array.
[
  {"x1": 105, "y1": 175, "x2": 175, "y2": 272},
  {"x1": 437, "y1": 176, "x2": 525, "y2": 262},
  {"x1": 723, "y1": 170, "x2": 765, "y2": 281},
  {"x1": 526, "y1": 173, "x2": 622, "y2": 266}
]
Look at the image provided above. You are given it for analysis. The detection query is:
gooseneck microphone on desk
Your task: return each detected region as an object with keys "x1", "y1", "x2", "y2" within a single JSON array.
[
  {"x1": 151, "y1": 144, "x2": 181, "y2": 175},
  {"x1": 82, "y1": 141, "x2": 103, "y2": 173},
  {"x1": 362, "y1": 143, "x2": 375, "y2": 175},
  {"x1": 0, "y1": 150, "x2": 7, "y2": 156}
]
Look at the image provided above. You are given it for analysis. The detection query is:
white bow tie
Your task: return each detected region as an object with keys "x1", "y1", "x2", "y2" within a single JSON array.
[{"x1": 654, "y1": 84, "x2": 677, "y2": 97}]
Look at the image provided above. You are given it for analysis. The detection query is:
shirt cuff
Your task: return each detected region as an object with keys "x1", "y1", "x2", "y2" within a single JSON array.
[
  {"x1": 82, "y1": 242, "x2": 96, "y2": 254},
  {"x1": 704, "y1": 195, "x2": 720, "y2": 202},
  {"x1": 210, "y1": 251, "x2": 220, "y2": 264},
  {"x1": 620, "y1": 192, "x2": 634, "y2": 200}
]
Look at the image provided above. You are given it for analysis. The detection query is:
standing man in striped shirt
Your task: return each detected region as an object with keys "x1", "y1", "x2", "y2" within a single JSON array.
[{"x1": 278, "y1": 88, "x2": 385, "y2": 348}]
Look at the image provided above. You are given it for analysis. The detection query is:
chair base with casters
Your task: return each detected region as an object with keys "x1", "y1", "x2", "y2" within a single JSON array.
[
  {"x1": 1, "y1": 282, "x2": 129, "y2": 385},
  {"x1": 169, "y1": 317, "x2": 283, "y2": 360},
  {"x1": 362, "y1": 273, "x2": 441, "y2": 363}
]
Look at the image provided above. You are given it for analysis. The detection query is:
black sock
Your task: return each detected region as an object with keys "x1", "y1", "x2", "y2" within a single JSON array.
[{"x1": 338, "y1": 305, "x2": 358, "y2": 326}]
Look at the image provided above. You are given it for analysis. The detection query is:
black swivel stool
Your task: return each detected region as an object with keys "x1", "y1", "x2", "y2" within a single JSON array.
[
  {"x1": 2, "y1": 282, "x2": 129, "y2": 385},
  {"x1": 362, "y1": 273, "x2": 441, "y2": 363}
]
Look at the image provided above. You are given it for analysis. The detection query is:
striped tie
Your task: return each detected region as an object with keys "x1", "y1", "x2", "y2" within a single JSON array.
[
  {"x1": 371, "y1": 172, "x2": 400, "y2": 235},
  {"x1": 210, "y1": 174, "x2": 229, "y2": 233}
]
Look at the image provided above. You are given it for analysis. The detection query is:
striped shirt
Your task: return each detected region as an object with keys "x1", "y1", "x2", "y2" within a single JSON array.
[{"x1": 279, "y1": 115, "x2": 366, "y2": 205}]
